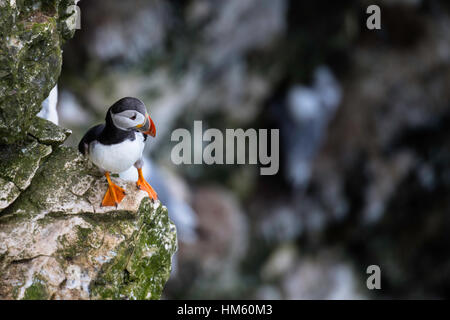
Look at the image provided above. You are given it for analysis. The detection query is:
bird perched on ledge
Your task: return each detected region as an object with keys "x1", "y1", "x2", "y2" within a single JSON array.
[{"x1": 78, "y1": 97, "x2": 157, "y2": 207}]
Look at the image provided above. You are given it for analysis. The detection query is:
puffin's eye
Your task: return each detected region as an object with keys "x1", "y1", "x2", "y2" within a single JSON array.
[{"x1": 130, "y1": 114, "x2": 137, "y2": 120}]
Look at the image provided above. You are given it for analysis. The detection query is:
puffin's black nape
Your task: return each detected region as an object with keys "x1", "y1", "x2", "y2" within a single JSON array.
[{"x1": 109, "y1": 97, "x2": 147, "y2": 115}]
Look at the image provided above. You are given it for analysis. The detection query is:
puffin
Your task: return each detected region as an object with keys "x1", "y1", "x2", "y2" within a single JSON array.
[{"x1": 78, "y1": 97, "x2": 157, "y2": 207}]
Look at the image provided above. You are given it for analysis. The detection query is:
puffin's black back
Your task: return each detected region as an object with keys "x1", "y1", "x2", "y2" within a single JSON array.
[{"x1": 78, "y1": 124, "x2": 105, "y2": 155}]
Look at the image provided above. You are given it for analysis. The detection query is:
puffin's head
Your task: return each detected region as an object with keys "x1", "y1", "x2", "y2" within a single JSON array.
[{"x1": 107, "y1": 97, "x2": 156, "y2": 137}]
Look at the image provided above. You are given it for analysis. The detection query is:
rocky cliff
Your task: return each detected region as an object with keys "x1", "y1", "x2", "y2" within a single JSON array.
[{"x1": 0, "y1": 1, "x2": 177, "y2": 300}]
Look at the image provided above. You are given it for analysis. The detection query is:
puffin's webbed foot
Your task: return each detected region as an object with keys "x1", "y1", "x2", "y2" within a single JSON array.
[
  {"x1": 101, "y1": 172, "x2": 126, "y2": 207},
  {"x1": 136, "y1": 168, "x2": 158, "y2": 200}
]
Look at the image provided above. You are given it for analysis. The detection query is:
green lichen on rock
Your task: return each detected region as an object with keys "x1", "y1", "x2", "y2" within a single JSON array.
[
  {"x1": 0, "y1": 0, "x2": 77, "y2": 144},
  {"x1": 0, "y1": 139, "x2": 52, "y2": 191},
  {"x1": 0, "y1": 177, "x2": 20, "y2": 211},
  {"x1": 90, "y1": 200, "x2": 177, "y2": 300},
  {"x1": 0, "y1": 146, "x2": 177, "y2": 300},
  {"x1": 23, "y1": 276, "x2": 49, "y2": 300},
  {"x1": 0, "y1": 0, "x2": 176, "y2": 301},
  {"x1": 0, "y1": 117, "x2": 72, "y2": 213},
  {"x1": 0, "y1": 137, "x2": 53, "y2": 212},
  {"x1": 28, "y1": 116, "x2": 72, "y2": 145}
]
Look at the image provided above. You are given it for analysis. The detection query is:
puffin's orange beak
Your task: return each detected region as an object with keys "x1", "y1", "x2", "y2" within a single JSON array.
[
  {"x1": 136, "y1": 114, "x2": 156, "y2": 137},
  {"x1": 145, "y1": 115, "x2": 156, "y2": 137}
]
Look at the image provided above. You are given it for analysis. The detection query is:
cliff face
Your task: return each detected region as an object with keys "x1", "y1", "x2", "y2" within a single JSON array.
[
  {"x1": 0, "y1": 1, "x2": 177, "y2": 300},
  {"x1": 0, "y1": 147, "x2": 177, "y2": 300},
  {"x1": 0, "y1": 0, "x2": 76, "y2": 144}
]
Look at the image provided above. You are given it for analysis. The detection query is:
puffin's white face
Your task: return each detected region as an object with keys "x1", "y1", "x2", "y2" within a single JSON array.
[{"x1": 110, "y1": 110, "x2": 146, "y2": 131}]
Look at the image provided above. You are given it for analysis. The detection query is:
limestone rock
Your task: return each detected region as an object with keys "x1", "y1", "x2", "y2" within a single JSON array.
[
  {"x1": 0, "y1": 139, "x2": 52, "y2": 211},
  {"x1": 0, "y1": 140, "x2": 52, "y2": 190},
  {"x1": 0, "y1": 0, "x2": 176, "y2": 300},
  {"x1": 0, "y1": 0, "x2": 78, "y2": 144},
  {"x1": 0, "y1": 147, "x2": 177, "y2": 300},
  {"x1": 0, "y1": 177, "x2": 20, "y2": 211},
  {"x1": 0, "y1": 118, "x2": 70, "y2": 212},
  {"x1": 29, "y1": 116, "x2": 72, "y2": 145}
]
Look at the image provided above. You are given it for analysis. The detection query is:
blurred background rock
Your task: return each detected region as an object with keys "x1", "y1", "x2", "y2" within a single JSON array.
[{"x1": 55, "y1": 0, "x2": 450, "y2": 299}]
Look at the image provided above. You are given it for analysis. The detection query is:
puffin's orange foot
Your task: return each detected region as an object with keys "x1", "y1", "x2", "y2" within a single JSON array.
[
  {"x1": 137, "y1": 179, "x2": 158, "y2": 200},
  {"x1": 101, "y1": 183, "x2": 126, "y2": 207},
  {"x1": 136, "y1": 167, "x2": 158, "y2": 200}
]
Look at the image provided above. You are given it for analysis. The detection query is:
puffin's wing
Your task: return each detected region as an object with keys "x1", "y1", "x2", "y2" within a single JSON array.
[{"x1": 78, "y1": 124, "x2": 105, "y2": 156}]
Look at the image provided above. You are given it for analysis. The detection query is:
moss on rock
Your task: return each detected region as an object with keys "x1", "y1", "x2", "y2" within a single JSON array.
[
  {"x1": 0, "y1": 139, "x2": 52, "y2": 190},
  {"x1": 90, "y1": 200, "x2": 177, "y2": 300},
  {"x1": 0, "y1": 177, "x2": 21, "y2": 211},
  {"x1": 23, "y1": 276, "x2": 50, "y2": 300},
  {"x1": 0, "y1": 146, "x2": 177, "y2": 300},
  {"x1": 0, "y1": 0, "x2": 176, "y2": 300},
  {"x1": 0, "y1": 0, "x2": 77, "y2": 144},
  {"x1": 28, "y1": 116, "x2": 72, "y2": 145},
  {"x1": 0, "y1": 138, "x2": 53, "y2": 212}
]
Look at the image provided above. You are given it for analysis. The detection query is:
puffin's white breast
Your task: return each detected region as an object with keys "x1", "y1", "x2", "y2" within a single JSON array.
[{"x1": 89, "y1": 133, "x2": 145, "y2": 173}]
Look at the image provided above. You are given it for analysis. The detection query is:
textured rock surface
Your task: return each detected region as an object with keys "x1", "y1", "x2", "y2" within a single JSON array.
[
  {"x1": 0, "y1": 137, "x2": 52, "y2": 210},
  {"x1": 0, "y1": 0, "x2": 77, "y2": 144},
  {"x1": 0, "y1": 177, "x2": 20, "y2": 211},
  {"x1": 0, "y1": 116, "x2": 70, "y2": 213},
  {"x1": 0, "y1": 147, "x2": 177, "y2": 300},
  {"x1": 0, "y1": 1, "x2": 177, "y2": 300},
  {"x1": 28, "y1": 116, "x2": 72, "y2": 145}
]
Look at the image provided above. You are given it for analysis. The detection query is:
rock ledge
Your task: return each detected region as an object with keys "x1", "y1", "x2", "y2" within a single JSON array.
[{"x1": 0, "y1": 147, "x2": 177, "y2": 300}]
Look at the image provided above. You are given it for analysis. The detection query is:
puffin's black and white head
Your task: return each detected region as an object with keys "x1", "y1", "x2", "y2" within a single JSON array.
[{"x1": 107, "y1": 97, "x2": 156, "y2": 137}]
